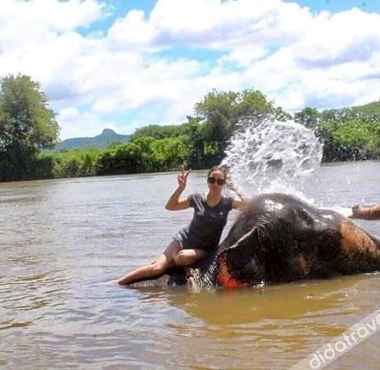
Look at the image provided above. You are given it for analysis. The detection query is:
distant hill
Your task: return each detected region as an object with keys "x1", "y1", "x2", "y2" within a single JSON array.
[
  {"x1": 54, "y1": 129, "x2": 130, "y2": 151},
  {"x1": 319, "y1": 99, "x2": 380, "y2": 120},
  {"x1": 351, "y1": 100, "x2": 380, "y2": 115}
]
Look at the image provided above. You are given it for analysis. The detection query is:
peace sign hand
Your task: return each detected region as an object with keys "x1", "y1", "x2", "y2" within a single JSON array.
[{"x1": 177, "y1": 165, "x2": 191, "y2": 191}]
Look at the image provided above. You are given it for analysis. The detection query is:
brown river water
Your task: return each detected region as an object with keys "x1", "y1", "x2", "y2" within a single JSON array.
[{"x1": 1, "y1": 161, "x2": 380, "y2": 369}]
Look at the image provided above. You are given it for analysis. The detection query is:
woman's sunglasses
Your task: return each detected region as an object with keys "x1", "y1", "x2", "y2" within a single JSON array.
[{"x1": 208, "y1": 177, "x2": 225, "y2": 186}]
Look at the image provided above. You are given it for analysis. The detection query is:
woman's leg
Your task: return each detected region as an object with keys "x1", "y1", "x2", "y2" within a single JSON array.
[
  {"x1": 173, "y1": 248, "x2": 208, "y2": 289},
  {"x1": 173, "y1": 248, "x2": 208, "y2": 267},
  {"x1": 117, "y1": 241, "x2": 181, "y2": 285}
]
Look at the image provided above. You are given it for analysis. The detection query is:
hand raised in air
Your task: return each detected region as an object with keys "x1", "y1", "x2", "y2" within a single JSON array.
[{"x1": 177, "y1": 165, "x2": 191, "y2": 191}]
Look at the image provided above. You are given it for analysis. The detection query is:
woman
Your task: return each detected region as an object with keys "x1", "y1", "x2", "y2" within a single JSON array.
[{"x1": 117, "y1": 166, "x2": 247, "y2": 285}]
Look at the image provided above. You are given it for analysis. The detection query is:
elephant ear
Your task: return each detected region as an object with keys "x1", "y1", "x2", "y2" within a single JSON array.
[{"x1": 216, "y1": 227, "x2": 265, "y2": 288}]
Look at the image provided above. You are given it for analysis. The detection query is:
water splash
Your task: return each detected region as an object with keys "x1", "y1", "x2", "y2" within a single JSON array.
[{"x1": 221, "y1": 116, "x2": 323, "y2": 199}]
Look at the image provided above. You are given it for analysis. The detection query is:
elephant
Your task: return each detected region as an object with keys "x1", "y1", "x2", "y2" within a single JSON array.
[{"x1": 130, "y1": 193, "x2": 380, "y2": 290}]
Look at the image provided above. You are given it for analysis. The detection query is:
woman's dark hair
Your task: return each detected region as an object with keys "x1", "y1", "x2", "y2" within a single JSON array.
[
  {"x1": 207, "y1": 165, "x2": 229, "y2": 179},
  {"x1": 208, "y1": 165, "x2": 245, "y2": 201}
]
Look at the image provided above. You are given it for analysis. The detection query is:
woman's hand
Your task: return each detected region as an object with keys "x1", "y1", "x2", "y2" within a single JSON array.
[
  {"x1": 225, "y1": 173, "x2": 235, "y2": 191},
  {"x1": 177, "y1": 165, "x2": 191, "y2": 191},
  {"x1": 224, "y1": 170, "x2": 248, "y2": 204}
]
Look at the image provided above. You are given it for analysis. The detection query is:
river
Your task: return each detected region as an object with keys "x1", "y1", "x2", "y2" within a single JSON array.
[{"x1": 1, "y1": 161, "x2": 380, "y2": 369}]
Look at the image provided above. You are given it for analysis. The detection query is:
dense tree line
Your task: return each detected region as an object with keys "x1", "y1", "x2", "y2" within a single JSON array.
[
  {"x1": 1, "y1": 74, "x2": 380, "y2": 182},
  {"x1": 295, "y1": 107, "x2": 380, "y2": 161}
]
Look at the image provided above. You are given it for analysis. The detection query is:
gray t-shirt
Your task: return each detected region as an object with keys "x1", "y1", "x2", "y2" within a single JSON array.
[{"x1": 174, "y1": 192, "x2": 234, "y2": 251}]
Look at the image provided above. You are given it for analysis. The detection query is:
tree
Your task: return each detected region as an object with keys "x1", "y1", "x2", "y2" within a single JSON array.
[
  {"x1": 0, "y1": 74, "x2": 59, "y2": 180},
  {"x1": 194, "y1": 88, "x2": 289, "y2": 163},
  {"x1": 316, "y1": 112, "x2": 380, "y2": 162},
  {"x1": 195, "y1": 90, "x2": 238, "y2": 150},
  {"x1": 294, "y1": 107, "x2": 320, "y2": 129},
  {"x1": 151, "y1": 136, "x2": 189, "y2": 170},
  {"x1": 183, "y1": 117, "x2": 207, "y2": 169},
  {"x1": 131, "y1": 124, "x2": 186, "y2": 140}
]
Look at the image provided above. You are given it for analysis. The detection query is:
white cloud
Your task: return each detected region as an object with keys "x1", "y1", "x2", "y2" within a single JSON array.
[
  {"x1": 147, "y1": 0, "x2": 310, "y2": 49},
  {"x1": 0, "y1": 0, "x2": 104, "y2": 50},
  {"x1": 0, "y1": 0, "x2": 379, "y2": 139},
  {"x1": 292, "y1": 9, "x2": 380, "y2": 67},
  {"x1": 107, "y1": 10, "x2": 156, "y2": 50},
  {"x1": 100, "y1": 0, "x2": 380, "y2": 113},
  {"x1": 0, "y1": 0, "x2": 106, "y2": 104},
  {"x1": 218, "y1": 46, "x2": 270, "y2": 68},
  {"x1": 57, "y1": 107, "x2": 120, "y2": 139}
]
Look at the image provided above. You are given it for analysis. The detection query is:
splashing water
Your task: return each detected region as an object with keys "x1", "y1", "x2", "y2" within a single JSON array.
[{"x1": 221, "y1": 116, "x2": 323, "y2": 199}]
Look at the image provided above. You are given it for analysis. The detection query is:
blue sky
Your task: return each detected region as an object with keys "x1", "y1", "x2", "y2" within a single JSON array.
[
  {"x1": 93, "y1": 0, "x2": 380, "y2": 22},
  {"x1": 78, "y1": 0, "x2": 157, "y2": 35},
  {"x1": 1, "y1": 0, "x2": 379, "y2": 139},
  {"x1": 91, "y1": 0, "x2": 380, "y2": 19},
  {"x1": 289, "y1": 0, "x2": 380, "y2": 12},
  {"x1": 81, "y1": 1, "x2": 380, "y2": 36}
]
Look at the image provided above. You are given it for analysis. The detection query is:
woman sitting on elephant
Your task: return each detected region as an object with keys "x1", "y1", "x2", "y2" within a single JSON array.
[{"x1": 117, "y1": 165, "x2": 248, "y2": 286}]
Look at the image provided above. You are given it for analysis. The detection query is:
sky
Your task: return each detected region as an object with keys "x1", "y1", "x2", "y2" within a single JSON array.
[{"x1": 1, "y1": 0, "x2": 380, "y2": 140}]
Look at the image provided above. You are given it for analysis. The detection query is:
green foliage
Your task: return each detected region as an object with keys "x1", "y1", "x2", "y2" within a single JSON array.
[
  {"x1": 351, "y1": 100, "x2": 380, "y2": 115},
  {"x1": 131, "y1": 124, "x2": 187, "y2": 140},
  {"x1": 316, "y1": 109, "x2": 380, "y2": 161},
  {"x1": 2, "y1": 73, "x2": 379, "y2": 181},
  {"x1": 292, "y1": 104, "x2": 380, "y2": 161},
  {"x1": 0, "y1": 74, "x2": 59, "y2": 181},
  {"x1": 333, "y1": 120, "x2": 373, "y2": 147},
  {"x1": 0, "y1": 75, "x2": 58, "y2": 150},
  {"x1": 194, "y1": 88, "x2": 288, "y2": 163},
  {"x1": 151, "y1": 136, "x2": 189, "y2": 170},
  {"x1": 98, "y1": 87, "x2": 287, "y2": 174},
  {"x1": 294, "y1": 107, "x2": 320, "y2": 129},
  {"x1": 182, "y1": 117, "x2": 209, "y2": 169},
  {"x1": 96, "y1": 135, "x2": 190, "y2": 175},
  {"x1": 39, "y1": 148, "x2": 102, "y2": 178}
]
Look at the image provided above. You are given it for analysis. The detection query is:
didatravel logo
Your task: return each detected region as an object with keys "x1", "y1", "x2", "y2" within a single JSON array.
[{"x1": 289, "y1": 309, "x2": 380, "y2": 370}]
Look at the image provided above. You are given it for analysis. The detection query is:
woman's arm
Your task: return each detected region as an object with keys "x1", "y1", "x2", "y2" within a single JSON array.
[
  {"x1": 165, "y1": 168, "x2": 192, "y2": 211},
  {"x1": 232, "y1": 198, "x2": 248, "y2": 209},
  {"x1": 165, "y1": 187, "x2": 191, "y2": 210},
  {"x1": 350, "y1": 204, "x2": 380, "y2": 220}
]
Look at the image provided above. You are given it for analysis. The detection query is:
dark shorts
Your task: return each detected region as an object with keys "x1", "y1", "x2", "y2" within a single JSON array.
[{"x1": 173, "y1": 228, "x2": 216, "y2": 252}]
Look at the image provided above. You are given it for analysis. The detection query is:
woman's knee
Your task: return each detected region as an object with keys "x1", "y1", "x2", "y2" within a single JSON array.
[
  {"x1": 163, "y1": 241, "x2": 182, "y2": 260},
  {"x1": 173, "y1": 251, "x2": 186, "y2": 265},
  {"x1": 173, "y1": 250, "x2": 205, "y2": 266}
]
